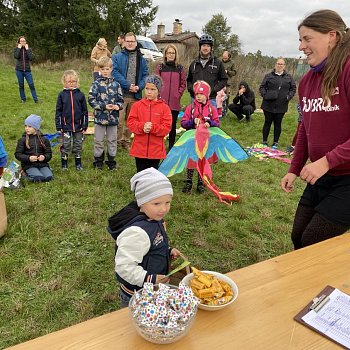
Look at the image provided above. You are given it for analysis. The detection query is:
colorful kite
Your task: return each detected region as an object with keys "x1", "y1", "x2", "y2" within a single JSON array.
[{"x1": 159, "y1": 124, "x2": 248, "y2": 205}]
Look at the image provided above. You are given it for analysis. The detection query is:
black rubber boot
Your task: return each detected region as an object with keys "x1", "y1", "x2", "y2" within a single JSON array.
[
  {"x1": 93, "y1": 152, "x2": 104, "y2": 169},
  {"x1": 197, "y1": 176, "x2": 205, "y2": 193},
  {"x1": 61, "y1": 156, "x2": 68, "y2": 170},
  {"x1": 75, "y1": 157, "x2": 83, "y2": 171},
  {"x1": 105, "y1": 154, "x2": 117, "y2": 171}
]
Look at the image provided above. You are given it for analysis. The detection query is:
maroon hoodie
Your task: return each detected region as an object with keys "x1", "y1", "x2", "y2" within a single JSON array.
[{"x1": 289, "y1": 57, "x2": 350, "y2": 176}]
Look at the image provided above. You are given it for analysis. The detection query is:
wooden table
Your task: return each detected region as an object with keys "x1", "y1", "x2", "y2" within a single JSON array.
[{"x1": 7, "y1": 233, "x2": 350, "y2": 349}]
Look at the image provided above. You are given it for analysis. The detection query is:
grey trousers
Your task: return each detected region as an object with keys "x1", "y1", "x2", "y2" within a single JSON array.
[
  {"x1": 117, "y1": 96, "x2": 137, "y2": 145},
  {"x1": 61, "y1": 131, "x2": 83, "y2": 157},
  {"x1": 94, "y1": 124, "x2": 117, "y2": 157}
]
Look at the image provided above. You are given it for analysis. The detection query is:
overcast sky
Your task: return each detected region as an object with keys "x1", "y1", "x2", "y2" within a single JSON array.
[{"x1": 150, "y1": 0, "x2": 349, "y2": 58}]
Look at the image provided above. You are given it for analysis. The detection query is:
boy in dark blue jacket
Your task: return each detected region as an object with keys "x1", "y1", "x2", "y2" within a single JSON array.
[
  {"x1": 107, "y1": 168, "x2": 180, "y2": 307},
  {"x1": 55, "y1": 70, "x2": 88, "y2": 170}
]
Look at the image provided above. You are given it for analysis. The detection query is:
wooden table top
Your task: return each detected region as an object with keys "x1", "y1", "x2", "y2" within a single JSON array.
[{"x1": 7, "y1": 233, "x2": 350, "y2": 349}]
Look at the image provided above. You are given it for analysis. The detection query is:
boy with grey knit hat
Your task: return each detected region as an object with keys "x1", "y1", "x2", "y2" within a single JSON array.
[{"x1": 107, "y1": 167, "x2": 180, "y2": 307}]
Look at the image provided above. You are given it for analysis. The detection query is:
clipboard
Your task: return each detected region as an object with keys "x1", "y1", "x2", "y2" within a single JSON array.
[{"x1": 294, "y1": 285, "x2": 350, "y2": 349}]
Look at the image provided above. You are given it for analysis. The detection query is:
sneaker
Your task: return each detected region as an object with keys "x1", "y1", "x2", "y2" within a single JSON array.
[
  {"x1": 21, "y1": 100, "x2": 26, "y2": 103},
  {"x1": 271, "y1": 142, "x2": 278, "y2": 149},
  {"x1": 76, "y1": 164, "x2": 83, "y2": 171},
  {"x1": 262, "y1": 142, "x2": 268, "y2": 147},
  {"x1": 285, "y1": 145, "x2": 294, "y2": 154},
  {"x1": 108, "y1": 163, "x2": 117, "y2": 171},
  {"x1": 239, "y1": 116, "x2": 246, "y2": 122},
  {"x1": 182, "y1": 181, "x2": 192, "y2": 193}
]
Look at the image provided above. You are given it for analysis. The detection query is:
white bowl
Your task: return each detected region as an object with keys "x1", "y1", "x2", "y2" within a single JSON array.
[{"x1": 181, "y1": 271, "x2": 238, "y2": 311}]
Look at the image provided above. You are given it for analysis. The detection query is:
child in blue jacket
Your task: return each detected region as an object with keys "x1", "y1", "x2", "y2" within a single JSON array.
[{"x1": 56, "y1": 70, "x2": 88, "y2": 170}]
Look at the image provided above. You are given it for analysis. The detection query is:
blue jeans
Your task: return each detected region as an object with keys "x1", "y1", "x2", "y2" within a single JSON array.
[
  {"x1": 15, "y1": 70, "x2": 38, "y2": 102},
  {"x1": 25, "y1": 167, "x2": 53, "y2": 182}
]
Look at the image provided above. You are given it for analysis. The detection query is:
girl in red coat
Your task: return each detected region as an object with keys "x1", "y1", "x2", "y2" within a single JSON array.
[{"x1": 127, "y1": 75, "x2": 172, "y2": 172}]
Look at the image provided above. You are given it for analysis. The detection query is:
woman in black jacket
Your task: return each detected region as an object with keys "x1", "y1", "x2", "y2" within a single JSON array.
[
  {"x1": 259, "y1": 58, "x2": 296, "y2": 149},
  {"x1": 13, "y1": 36, "x2": 39, "y2": 103}
]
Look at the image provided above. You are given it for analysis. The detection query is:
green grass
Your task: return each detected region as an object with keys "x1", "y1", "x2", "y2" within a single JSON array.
[{"x1": 0, "y1": 59, "x2": 303, "y2": 349}]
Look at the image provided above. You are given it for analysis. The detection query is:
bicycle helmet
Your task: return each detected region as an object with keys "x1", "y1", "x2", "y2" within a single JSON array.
[{"x1": 198, "y1": 34, "x2": 214, "y2": 47}]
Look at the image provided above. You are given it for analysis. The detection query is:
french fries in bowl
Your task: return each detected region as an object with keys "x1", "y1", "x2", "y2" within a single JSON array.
[{"x1": 181, "y1": 268, "x2": 238, "y2": 311}]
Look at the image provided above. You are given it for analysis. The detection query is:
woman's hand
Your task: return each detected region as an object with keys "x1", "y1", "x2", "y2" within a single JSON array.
[
  {"x1": 300, "y1": 156, "x2": 329, "y2": 185},
  {"x1": 29, "y1": 155, "x2": 38, "y2": 162},
  {"x1": 281, "y1": 173, "x2": 297, "y2": 192},
  {"x1": 37, "y1": 155, "x2": 45, "y2": 162}
]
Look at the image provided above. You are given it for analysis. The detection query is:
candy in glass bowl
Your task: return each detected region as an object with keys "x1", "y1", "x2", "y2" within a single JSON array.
[{"x1": 128, "y1": 282, "x2": 199, "y2": 344}]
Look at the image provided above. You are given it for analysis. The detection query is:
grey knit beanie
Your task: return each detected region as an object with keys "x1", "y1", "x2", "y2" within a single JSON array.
[{"x1": 130, "y1": 167, "x2": 173, "y2": 206}]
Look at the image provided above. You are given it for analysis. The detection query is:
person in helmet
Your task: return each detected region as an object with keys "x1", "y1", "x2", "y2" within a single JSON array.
[{"x1": 187, "y1": 34, "x2": 228, "y2": 107}]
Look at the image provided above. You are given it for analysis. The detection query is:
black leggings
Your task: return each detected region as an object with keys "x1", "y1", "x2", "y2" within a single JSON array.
[
  {"x1": 262, "y1": 111, "x2": 285, "y2": 143},
  {"x1": 291, "y1": 204, "x2": 349, "y2": 249},
  {"x1": 168, "y1": 110, "x2": 179, "y2": 150},
  {"x1": 135, "y1": 158, "x2": 160, "y2": 173}
]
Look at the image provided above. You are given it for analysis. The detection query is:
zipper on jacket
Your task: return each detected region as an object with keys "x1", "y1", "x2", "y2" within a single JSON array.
[
  {"x1": 70, "y1": 90, "x2": 76, "y2": 132},
  {"x1": 22, "y1": 49, "x2": 26, "y2": 72},
  {"x1": 146, "y1": 103, "x2": 151, "y2": 158},
  {"x1": 167, "y1": 71, "x2": 173, "y2": 104}
]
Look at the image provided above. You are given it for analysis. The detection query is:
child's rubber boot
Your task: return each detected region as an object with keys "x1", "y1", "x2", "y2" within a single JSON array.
[
  {"x1": 182, "y1": 180, "x2": 192, "y2": 193},
  {"x1": 105, "y1": 154, "x2": 117, "y2": 171},
  {"x1": 197, "y1": 177, "x2": 205, "y2": 193},
  {"x1": 93, "y1": 152, "x2": 104, "y2": 170},
  {"x1": 75, "y1": 157, "x2": 83, "y2": 171},
  {"x1": 61, "y1": 157, "x2": 68, "y2": 170}
]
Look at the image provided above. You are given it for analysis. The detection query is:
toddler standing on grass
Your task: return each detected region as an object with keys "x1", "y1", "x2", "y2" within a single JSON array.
[
  {"x1": 55, "y1": 70, "x2": 88, "y2": 170},
  {"x1": 181, "y1": 80, "x2": 220, "y2": 193},
  {"x1": 15, "y1": 114, "x2": 53, "y2": 182},
  {"x1": 107, "y1": 167, "x2": 180, "y2": 307},
  {"x1": 88, "y1": 57, "x2": 124, "y2": 170}
]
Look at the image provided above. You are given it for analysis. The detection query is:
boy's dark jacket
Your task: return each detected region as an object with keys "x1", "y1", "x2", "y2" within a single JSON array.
[
  {"x1": 107, "y1": 201, "x2": 170, "y2": 295},
  {"x1": 15, "y1": 132, "x2": 52, "y2": 171},
  {"x1": 55, "y1": 88, "x2": 88, "y2": 132}
]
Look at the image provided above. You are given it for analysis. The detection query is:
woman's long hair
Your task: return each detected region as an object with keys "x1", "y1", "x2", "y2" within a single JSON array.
[
  {"x1": 25, "y1": 132, "x2": 47, "y2": 151},
  {"x1": 298, "y1": 9, "x2": 350, "y2": 104}
]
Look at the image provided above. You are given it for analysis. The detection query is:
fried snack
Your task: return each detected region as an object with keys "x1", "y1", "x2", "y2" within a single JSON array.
[
  {"x1": 190, "y1": 278, "x2": 205, "y2": 290},
  {"x1": 189, "y1": 269, "x2": 234, "y2": 306}
]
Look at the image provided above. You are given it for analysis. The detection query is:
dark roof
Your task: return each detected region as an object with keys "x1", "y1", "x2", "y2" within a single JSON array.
[{"x1": 150, "y1": 32, "x2": 199, "y2": 44}]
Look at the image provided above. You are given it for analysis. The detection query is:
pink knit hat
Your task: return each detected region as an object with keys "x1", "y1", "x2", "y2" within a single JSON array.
[{"x1": 193, "y1": 81, "x2": 211, "y2": 99}]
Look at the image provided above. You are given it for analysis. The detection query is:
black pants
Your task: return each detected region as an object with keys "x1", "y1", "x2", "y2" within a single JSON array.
[
  {"x1": 228, "y1": 104, "x2": 254, "y2": 121},
  {"x1": 262, "y1": 111, "x2": 285, "y2": 143},
  {"x1": 135, "y1": 158, "x2": 160, "y2": 173},
  {"x1": 168, "y1": 110, "x2": 179, "y2": 150}
]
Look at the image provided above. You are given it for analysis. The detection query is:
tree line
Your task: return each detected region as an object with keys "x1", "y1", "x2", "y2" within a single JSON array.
[{"x1": 0, "y1": 0, "x2": 157, "y2": 61}]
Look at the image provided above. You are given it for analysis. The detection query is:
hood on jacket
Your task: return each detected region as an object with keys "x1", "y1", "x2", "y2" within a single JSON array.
[
  {"x1": 107, "y1": 201, "x2": 147, "y2": 240},
  {"x1": 238, "y1": 81, "x2": 252, "y2": 93}
]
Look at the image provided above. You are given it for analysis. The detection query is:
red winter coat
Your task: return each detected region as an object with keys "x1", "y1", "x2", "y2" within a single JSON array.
[{"x1": 127, "y1": 98, "x2": 172, "y2": 159}]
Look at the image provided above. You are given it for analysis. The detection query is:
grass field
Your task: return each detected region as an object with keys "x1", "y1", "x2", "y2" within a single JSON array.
[{"x1": 0, "y1": 59, "x2": 304, "y2": 349}]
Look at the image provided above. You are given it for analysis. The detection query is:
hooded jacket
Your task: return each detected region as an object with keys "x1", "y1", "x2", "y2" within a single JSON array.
[
  {"x1": 187, "y1": 53, "x2": 228, "y2": 100},
  {"x1": 259, "y1": 69, "x2": 296, "y2": 114},
  {"x1": 15, "y1": 132, "x2": 52, "y2": 171},
  {"x1": 155, "y1": 62, "x2": 187, "y2": 111},
  {"x1": 107, "y1": 201, "x2": 170, "y2": 297},
  {"x1": 232, "y1": 81, "x2": 256, "y2": 110},
  {"x1": 127, "y1": 97, "x2": 172, "y2": 159},
  {"x1": 55, "y1": 88, "x2": 88, "y2": 132}
]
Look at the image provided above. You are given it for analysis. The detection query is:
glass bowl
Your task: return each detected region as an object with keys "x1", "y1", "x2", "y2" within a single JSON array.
[{"x1": 128, "y1": 284, "x2": 198, "y2": 344}]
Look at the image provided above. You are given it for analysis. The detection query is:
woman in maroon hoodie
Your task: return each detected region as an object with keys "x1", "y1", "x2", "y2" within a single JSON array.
[
  {"x1": 155, "y1": 44, "x2": 186, "y2": 149},
  {"x1": 281, "y1": 9, "x2": 350, "y2": 249}
]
